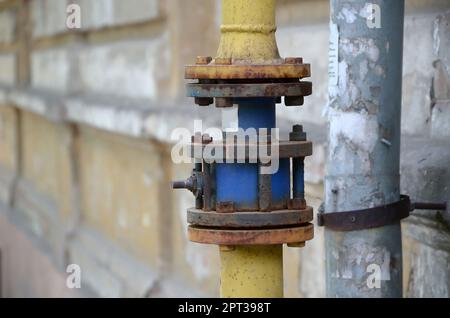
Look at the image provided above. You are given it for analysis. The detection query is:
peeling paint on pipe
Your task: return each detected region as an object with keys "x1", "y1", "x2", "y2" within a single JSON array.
[{"x1": 325, "y1": 0, "x2": 405, "y2": 298}]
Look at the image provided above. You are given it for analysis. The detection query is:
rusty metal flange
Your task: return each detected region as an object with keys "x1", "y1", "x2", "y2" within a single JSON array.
[
  {"x1": 190, "y1": 140, "x2": 312, "y2": 160},
  {"x1": 186, "y1": 82, "x2": 312, "y2": 98},
  {"x1": 187, "y1": 206, "x2": 313, "y2": 228},
  {"x1": 188, "y1": 223, "x2": 314, "y2": 245},
  {"x1": 185, "y1": 63, "x2": 311, "y2": 80}
]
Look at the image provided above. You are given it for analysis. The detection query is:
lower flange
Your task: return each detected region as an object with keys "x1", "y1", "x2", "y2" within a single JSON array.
[
  {"x1": 187, "y1": 207, "x2": 313, "y2": 228},
  {"x1": 188, "y1": 223, "x2": 314, "y2": 245}
]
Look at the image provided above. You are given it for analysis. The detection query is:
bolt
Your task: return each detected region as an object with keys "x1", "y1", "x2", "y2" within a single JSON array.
[
  {"x1": 331, "y1": 188, "x2": 338, "y2": 194},
  {"x1": 196, "y1": 56, "x2": 212, "y2": 65},
  {"x1": 284, "y1": 57, "x2": 303, "y2": 64},
  {"x1": 215, "y1": 57, "x2": 232, "y2": 65},
  {"x1": 288, "y1": 198, "x2": 306, "y2": 210},
  {"x1": 216, "y1": 97, "x2": 234, "y2": 108},
  {"x1": 289, "y1": 124, "x2": 307, "y2": 141},
  {"x1": 350, "y1": 216, "x2": 356, "y2": 223},
  {"x1": 216, "y1": 201, "x2": 235, "y2": 213},
  {"x1": 194, "y1": 97, "x2": 213, "y2": 106},
  {"x1": 172, "y1": 176, "x2": 194, "y2": 192},
  {"x1": 285, "y1": 96, "x2": 304, "y2": 106},
  {"x1": 172, "y1": 180, "x2": 188, "y2": 189}
]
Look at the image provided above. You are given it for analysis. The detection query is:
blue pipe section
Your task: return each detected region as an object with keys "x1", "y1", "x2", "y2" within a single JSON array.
[{"x1": 216, "y1": 98, "x2": 290, "y2": 210}]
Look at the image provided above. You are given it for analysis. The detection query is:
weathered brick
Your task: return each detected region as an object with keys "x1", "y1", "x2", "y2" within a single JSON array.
[
  {"x1": 0, "y1": 9, "x2": 16, "y2": 43},
  {"x1": 401, "y1": 14, "x2": 437, "y2": 135},
  {"x1": 74, "y1": 0, "x2": 159, "y2": 30},
  {"x1": 0, "y1": 54, "x2": 16, "y2": 86},
  {"x1": 68, "y1": 226, "x2": 159, "y2": 297},
  {"x1": 403, "y1": 218, "x2": 450, "y2": 297},
  {"x1": 31, "y1": 48, "x2": 70, "y2": 92},
  {"x1": 0, "y1": 213, "x2": 82, "y2": 297},
  {"x1": 171, "y1": 162, "x2": 220, "y2": 296},
  {"x1": 77, "y1": 126, "x2": 163, "y2": 268},
  {"x1": 0, "y1": 106, "x2": 17, "y2": 171},
  {"x1": 31, "y1": 0, "x2": 68, "y2": 38},
  {"x1": 21, "y1": 112, "x2": 73, "y2": 219},
  {"x1": 78, "y1": 36, "x2": 169, "y2": 98}
]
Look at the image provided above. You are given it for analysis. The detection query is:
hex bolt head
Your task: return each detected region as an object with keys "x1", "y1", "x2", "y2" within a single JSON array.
[
  {"x1": 215, "y1": 97, "x2": 234, "y2": 108},
  {"x1": 194, "y1": 97, "x2": 213, "y2": 106},
  {"x1": 196, "y1": 56, "x2": 212, "y2": 65},
  {"x1": 215, "y1": 57, "x2": 232, "y2": 65},
  {"x1": 289, "y1": 125, "x2": 307, "y2": 141},
  {"x1": 285, "y1": 96, "x2": 304, "y2": 106},
  {"x1": 284, "y1": 57, "x2": 303, "y2": 64}
]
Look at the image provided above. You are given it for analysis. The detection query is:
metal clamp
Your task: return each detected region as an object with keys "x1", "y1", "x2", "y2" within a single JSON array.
[{"x1": 317, "y1": 195, "x2": 411, "y2": 231}]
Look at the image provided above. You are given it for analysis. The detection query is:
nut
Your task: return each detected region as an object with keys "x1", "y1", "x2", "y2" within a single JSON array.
[
  {"x1": 215, "y1": 97, "x2": 234, "y2": 108},
  {"x1": 284, "y1": 57, "x2": 303, "y2": 64},
  {"x1": 194, "y1": 97, "x2": 213, "y2": 106},
  {"x1": 216, "y1": 201, "x2": 235, "y2": 213},
  {"x1": 285, "y1": 96, "x2": 304, "y2": 106},
  {"x1": 288, "y1": 198, "x2": 306, "y2": 210},
  {"x1": 289, "y1": 125, "x2": 307, "y2": 141},
  {"x1": 196, "y1": 56, "x2": 212, "y2": 65}
]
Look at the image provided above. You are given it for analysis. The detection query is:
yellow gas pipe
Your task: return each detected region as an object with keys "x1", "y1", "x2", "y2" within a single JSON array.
[{"x1": 217, "y1": 0, "x2": 283, "y2": 298}]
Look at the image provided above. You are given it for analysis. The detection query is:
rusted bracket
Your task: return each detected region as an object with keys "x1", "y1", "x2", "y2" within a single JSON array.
[{"x1": 317, "y1": 195, "x2": 411, "y2": 231}]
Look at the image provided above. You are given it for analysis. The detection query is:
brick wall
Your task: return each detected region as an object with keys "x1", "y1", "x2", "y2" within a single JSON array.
[{"x1": 0, "y1": 0, "x2": 449, "y2": 298}]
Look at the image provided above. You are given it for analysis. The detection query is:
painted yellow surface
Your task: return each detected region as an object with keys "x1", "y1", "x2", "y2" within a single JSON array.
[
  {"x1": 220, "y1": 245, "x2": 283, "y2": 298},
  {"x1": 216, "y1": 0, "x2": 284, "y2": 298},
  {"x1": 216, "y1": 0, "x2": 280, "y2": 61},
  {"x1": 21, "y1": 111, "x2": 73, "y2": 218},
  {"x1": 78, "y1": 126, "x2": 162, "y2": 267}
]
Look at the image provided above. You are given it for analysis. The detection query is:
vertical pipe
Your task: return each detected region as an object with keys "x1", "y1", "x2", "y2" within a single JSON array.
[
  {"x1": 325, "y1": 0, "x2": 404, "y2": 297},
  {"x1": 219, "y1": 98, "x2": 285, "y2": 298},
  {"x1": 220, "y1": 245, "x2": 283, "y2": 298},
  {"x1": 215, "y1": 0, "x2": 285, "y2": 298}
]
